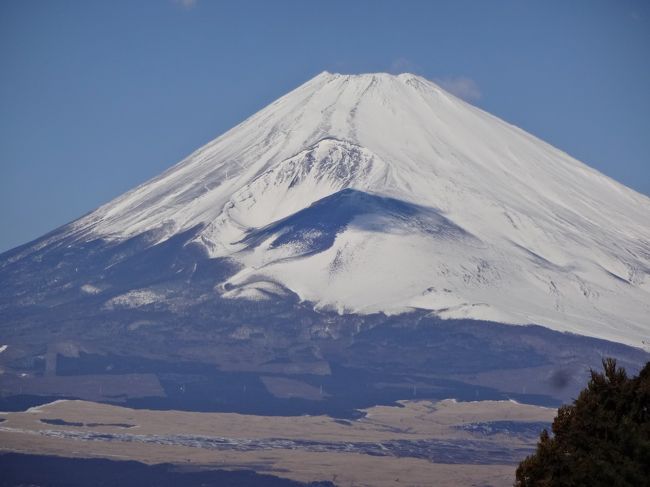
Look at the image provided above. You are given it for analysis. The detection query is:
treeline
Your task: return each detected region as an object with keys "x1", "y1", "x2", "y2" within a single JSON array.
[{"x1": 516, "y1": 358, "x2": 649, "y2": 486}]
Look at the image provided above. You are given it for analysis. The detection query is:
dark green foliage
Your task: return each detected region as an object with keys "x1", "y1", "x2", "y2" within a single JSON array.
[{"x1": 516, "y1": 358, "x2": 650, "y2": 486}]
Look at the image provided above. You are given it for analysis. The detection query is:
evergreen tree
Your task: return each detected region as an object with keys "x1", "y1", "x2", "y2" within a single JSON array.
[{"x1": 515, "y1": 358, "x2": 650, "y2": 486}]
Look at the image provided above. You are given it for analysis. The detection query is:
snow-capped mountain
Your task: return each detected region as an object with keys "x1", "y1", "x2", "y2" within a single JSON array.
[{"x1": 6, "y1": 72, "x2": 650, "y2": 348}]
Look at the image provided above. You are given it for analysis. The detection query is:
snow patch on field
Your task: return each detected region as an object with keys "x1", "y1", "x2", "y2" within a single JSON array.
[
  {"x1": 104, "y1": 289, "x2": 163, "y2": 309},
  {"x1": 80, "y1": 284, "x2": 102, "y2": 295}
]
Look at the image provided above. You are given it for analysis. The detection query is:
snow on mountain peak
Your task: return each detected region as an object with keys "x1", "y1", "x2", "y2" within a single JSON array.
[{"x1": 65, "y1": 72, "x2": 650, "y2": 348}]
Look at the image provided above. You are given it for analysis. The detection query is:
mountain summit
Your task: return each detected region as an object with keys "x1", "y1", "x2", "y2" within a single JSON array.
[{"x1": 4, "y1": 72, "x2": 650, "y2": 348}]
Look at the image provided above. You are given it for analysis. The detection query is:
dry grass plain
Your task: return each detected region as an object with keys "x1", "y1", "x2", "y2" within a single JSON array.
[{"x1": 0, "y1": 398, "x2": 555, "y2": 486}]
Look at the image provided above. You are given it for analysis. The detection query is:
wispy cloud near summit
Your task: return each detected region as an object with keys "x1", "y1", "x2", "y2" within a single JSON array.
[
  {"x1": 389, "y1": 57, "x2": 418, "y2": 74},
  {"x1": 435, "y1": 76, "x2": 482, "y2": 102},
  {"x1": 173, "y1": 0, "x2": 198, "y2": 9}
]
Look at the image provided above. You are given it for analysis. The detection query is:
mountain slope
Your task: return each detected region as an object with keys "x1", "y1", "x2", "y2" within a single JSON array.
[{"x1": 3, "y1": 72, "x2": 650, "y2": 348}]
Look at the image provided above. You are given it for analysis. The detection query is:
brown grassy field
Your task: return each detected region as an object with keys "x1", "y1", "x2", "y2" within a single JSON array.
[{"x1": 0, "y1": 398, "x2": 555, "y2": 486}]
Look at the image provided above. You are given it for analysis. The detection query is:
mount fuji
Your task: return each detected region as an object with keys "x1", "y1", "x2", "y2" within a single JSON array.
[
  {"x1": 1, "y1": 72, "x2": 649, "y2": 415},
  {"x1": 6, "y1": 72, "x2": 649, "y2": 347}
]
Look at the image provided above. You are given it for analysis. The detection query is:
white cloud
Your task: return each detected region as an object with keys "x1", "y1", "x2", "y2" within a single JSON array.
[
  {"x1": 390, "y1": 58, "x2": 417, "y2": 74},
  {"x1": 435, "y1": 76, "x2": 482, "y2": 102},
  {"x1": 174, "y1": 0, "x2": 197, "y2": 9}
]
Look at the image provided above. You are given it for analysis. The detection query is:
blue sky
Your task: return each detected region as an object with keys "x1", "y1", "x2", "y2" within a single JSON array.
[{"x1": 1, "y1": 0, "x2": 649, "y2": 252}]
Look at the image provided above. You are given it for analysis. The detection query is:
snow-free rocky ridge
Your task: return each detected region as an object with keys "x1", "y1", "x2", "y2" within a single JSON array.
[{"x1": 8, "y1": 72, "x2": 650, "y2": 348}]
